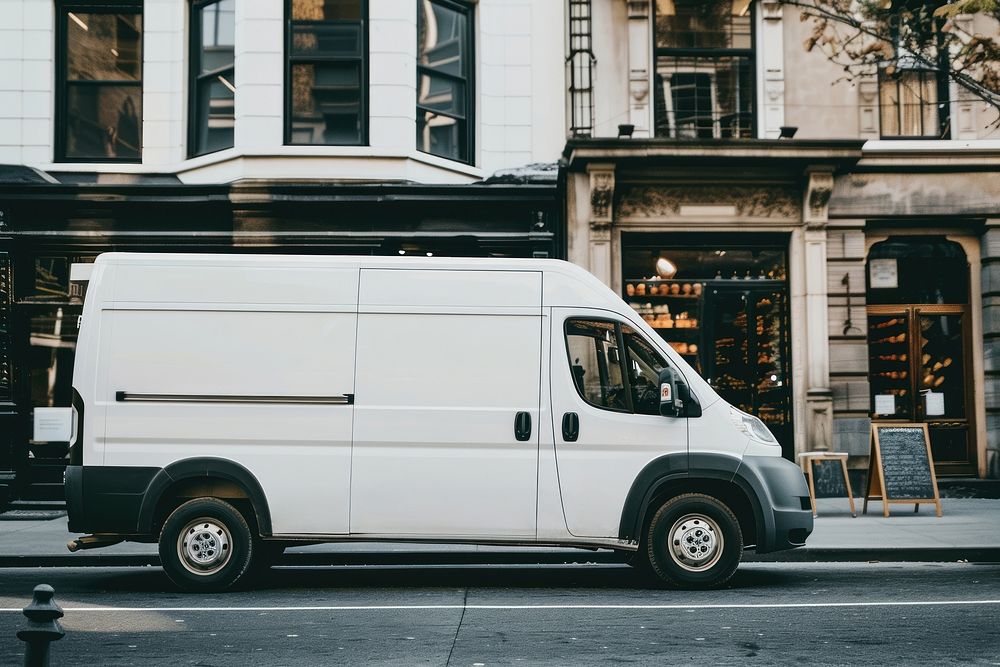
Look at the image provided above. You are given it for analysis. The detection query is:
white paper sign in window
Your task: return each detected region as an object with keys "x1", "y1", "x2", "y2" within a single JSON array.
[{"x1": 869, "y1": 258, "x2": 898, "y2": 289}]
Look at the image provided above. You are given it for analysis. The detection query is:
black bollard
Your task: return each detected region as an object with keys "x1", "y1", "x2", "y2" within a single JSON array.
[{"x1": 17, "y1": 584, "x2": 65, "y2": 667}]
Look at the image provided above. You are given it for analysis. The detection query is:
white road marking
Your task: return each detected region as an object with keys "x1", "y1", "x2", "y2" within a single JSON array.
[{"x1": 0, "y1": 600, "x2": 999, "y2": 612}]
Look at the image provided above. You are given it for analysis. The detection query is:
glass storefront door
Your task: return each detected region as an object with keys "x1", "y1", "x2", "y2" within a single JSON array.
[
  {"x1": 868, "y1": 305, "x2": 973, "y2": 473},
  {"x1": 866, "y1": 236, "x2": 974, "y2": 475}
]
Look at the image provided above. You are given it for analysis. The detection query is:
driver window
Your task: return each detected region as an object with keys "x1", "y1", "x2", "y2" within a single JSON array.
[
  {"x1": 622, "y1": 324, "x2": 670, "y2": 416},
  {"x1": 565, "y1": 319, "x2": 629, "y2": 412}
]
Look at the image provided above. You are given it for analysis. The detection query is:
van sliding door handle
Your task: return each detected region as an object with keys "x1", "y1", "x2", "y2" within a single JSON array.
[
  {"x1": 562, "y1": 412, "x2": 579, "y2": 442},
  {"x1": 514, "y1": 411, "x2": 532, "y2": 441}
]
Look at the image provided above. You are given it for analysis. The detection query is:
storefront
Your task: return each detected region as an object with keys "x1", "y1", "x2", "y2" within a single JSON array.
[
  {"x1": 0, "y1": 170, "x2": 561, "y2": 505},
  {"x1": 563, "y1": 137, "x2": 865, "y2": 463}
]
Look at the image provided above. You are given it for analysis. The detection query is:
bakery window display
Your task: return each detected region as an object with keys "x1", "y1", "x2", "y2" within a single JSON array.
[{"x1": 625, "y1": 278, "x2": 704, "y2": 374}]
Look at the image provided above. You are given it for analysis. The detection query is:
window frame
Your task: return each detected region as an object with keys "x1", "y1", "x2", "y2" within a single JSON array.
[
  {"x1": 54, "y1": 0, "x2": 145, "y2": 163},
  {"x1": 188, "y1": 0, "x2": 236, "y2": 158},
  {"x1": 563, "y1": 317, "x2": 635, "y2": 415},
  {"x1": 652, "y1": 0, "x2": 757, "y2": 140},
  {"x1": 416, "y1": 0, "x2": 475, "y2": 165},
  {"x1": 283, "y1": 0, "x2": 369, "y2": 146}
]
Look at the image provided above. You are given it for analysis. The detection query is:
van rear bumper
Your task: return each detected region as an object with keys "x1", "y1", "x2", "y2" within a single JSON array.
[
  {"x1": 735, "y1": 455, "x2": 813, "y2": 553},
  {"x1": 64, "y1": 465, "x2": 160, "y2": 535}
]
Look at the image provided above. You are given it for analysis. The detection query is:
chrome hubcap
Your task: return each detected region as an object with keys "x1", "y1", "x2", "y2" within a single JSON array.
[
  {"x1": 177, "y1": 518, "x2": 232, "y2": 576},
  {"x1": 668, "y1": 513, "x2": 723, "y2": 572}
]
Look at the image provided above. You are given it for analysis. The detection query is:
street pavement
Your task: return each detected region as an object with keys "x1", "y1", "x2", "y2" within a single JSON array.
[{"x1": 0, "y1": 562, "x2": 998, "y2": 665}]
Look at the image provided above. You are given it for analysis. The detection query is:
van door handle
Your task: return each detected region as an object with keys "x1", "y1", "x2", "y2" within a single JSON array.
[
  {"x1": 514, "y1": 411, "x2": 532, "y2": 441},
  {"x1": 562, "y1": 412, "x2": 579, "y2": 442}
]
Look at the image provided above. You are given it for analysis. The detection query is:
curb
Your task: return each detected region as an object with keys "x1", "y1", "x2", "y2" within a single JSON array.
[{"x1": 1, "y1": 548, "x2": 999, "y2": 568}]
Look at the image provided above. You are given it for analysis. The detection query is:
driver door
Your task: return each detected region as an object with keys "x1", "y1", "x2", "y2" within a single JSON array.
[{"x1": 550, "y1": 309, "x2": 689, "y2": 538}]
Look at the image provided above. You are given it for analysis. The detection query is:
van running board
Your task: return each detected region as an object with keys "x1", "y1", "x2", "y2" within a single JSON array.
[{"x1": 67, "y1": 535, "x2": 125, "y2": 552}]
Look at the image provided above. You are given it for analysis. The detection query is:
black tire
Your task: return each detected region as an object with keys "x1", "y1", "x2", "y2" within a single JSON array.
[
  {"x1": 159, "y1": 497, "x2": 255, "y2": 592},
  {"x1": 644, "y1": 493, "x2": 742, "y2": 589}
]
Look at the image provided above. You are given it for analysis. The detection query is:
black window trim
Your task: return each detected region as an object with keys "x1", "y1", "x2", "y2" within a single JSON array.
[
  {"x1": 416, "y1": 0, "x2": 475, "y2": 165},
  {"x1": 564, "y1": 317, "x2": 635, "y2": 415},
  {"x1": 283, "y1": 0, "x2": 369, "y2": 146},
  {"x1": 652, "y1": 0, "x2": 757, "y2": 140},
  {"x1": 188, "y1": 0, "x2": 236, "y2": 158},
  {"x1": 54, "y1": 0, "x2": 144, "y2": 164}
]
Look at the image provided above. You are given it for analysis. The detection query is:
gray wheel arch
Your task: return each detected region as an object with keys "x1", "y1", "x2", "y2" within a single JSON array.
[
  {"x1": 618, "y1": 452, "x2": 768, "y2": 547},
  {"x1": 136, "y1": 458, "x2": 273, "y2": 537}
]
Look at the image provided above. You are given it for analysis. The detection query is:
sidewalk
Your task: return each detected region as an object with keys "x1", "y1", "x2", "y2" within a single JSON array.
[{"x1": 1, "y1": 498, "x2": 998, "y2": 567}]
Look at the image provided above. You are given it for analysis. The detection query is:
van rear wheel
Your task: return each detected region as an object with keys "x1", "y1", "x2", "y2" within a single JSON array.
[
  {"x1": 644, "y1": 493, "x2": 742, "y2": 589},
  {"x1": 159, "y1": 497, "x2": 255, "y2": 592}
]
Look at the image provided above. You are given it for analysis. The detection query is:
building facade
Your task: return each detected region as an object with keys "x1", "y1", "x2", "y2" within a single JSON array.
[
  {"x1": 1, "y1": 0, "x2": 999, "y2": 507},
  {"x1": 564, "y1": 0, "x2": 1000, "y2": 481},
  {"x1": 0, "y1": 0, "x2": 567, "y2": 504}
]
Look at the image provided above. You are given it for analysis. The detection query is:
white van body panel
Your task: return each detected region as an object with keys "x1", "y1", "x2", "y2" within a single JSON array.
[
  {"x1": 351, "y1": 268, "x2": 542, "y2": 537},
  {"x1": 94, "y1": 258, "x2": 360, "y2": 534}
]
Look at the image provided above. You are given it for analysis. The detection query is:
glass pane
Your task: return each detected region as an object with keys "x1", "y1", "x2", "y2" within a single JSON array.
[
  {"x1": 291, "y1": 23, "x2": 362, "y2": 57},
  {"x1": 291, "y1": 0, "x2": 362, "y2": 21},
  {"x1": 417, "y1": 74, "x2": 465, "y2": 116},
  {"x1": 753, "y1": 291, "x2": 789, "y2": 429},
  {"x1": 654, "y1": 55, "x2": 753, "y2": 138},
  {"x1": 918, "y1": 313, "x2": 965, "y2": 420},
  {"x1": 867, "y1": 237, "x2": 969, "y2": 305},
  {"x1": 622, "y1": 325, "x2": 668, "y2": 416},
  {"x1": 867, "y1": 312, "x2": 913, "y2": 419},
  {"x1": 707, "y1": 290, "x2": 751, "y2": 414},
  {"x1": 66, "y1": 12, "x2": 141, "y2": 81},
  {"x1": 33, "y1": 258, "x2": 70, "y2": 300},
  {"x1": 655, "y1": 0, "x2": 751, "y2": 49},
  {"x1": 289, "y1": 63, "x2": 362, "y2": 144},
  {"x1": 879, "y1": 79, "x2": 900, "y2": 136},
  {"x1": 65, "y1": 84, "x2": 142, "y2": 159},
  {"x1": 27, "y1": 306, "x2": 82, "y2": 410},
  {"x1": 194, "y1": 73, "x2": 235, "y2": 155},
  {"x1": 418, "y1": 0, "x2": 467, "y2": 78},
  {"x1": 417, "y1": 109, "x2": 467, "y2": 161},
  {"x1": 622, "y1": 246, "x2": 786, "y2": 282},
  {"x1": 198, "y1": 0, "x2": 235, "y2": 75},
  {"x1": 565, "y1": 320, "x2": 628, "y2": 411}
]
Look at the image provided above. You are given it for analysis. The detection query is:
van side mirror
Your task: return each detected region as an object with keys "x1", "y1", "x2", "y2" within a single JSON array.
[
  {"x1": 658, "y1": 368, "x2": 702, "y2": 418},
  {"x1": 658, "y1": 368, "x2": 679, "y2": 417}
]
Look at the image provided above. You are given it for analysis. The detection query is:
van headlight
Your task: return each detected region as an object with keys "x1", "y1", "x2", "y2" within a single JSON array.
[{"x1": 729, "y1": 407, "x2": 778, "y2": 444}]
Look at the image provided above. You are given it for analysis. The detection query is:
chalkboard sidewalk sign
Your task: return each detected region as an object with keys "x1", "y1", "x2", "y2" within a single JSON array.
[{"x1": 863, "y1": 423, "x2": 942, "y2": 517}]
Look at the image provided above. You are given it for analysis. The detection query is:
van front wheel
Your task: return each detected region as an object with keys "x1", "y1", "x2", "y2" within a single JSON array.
[
  {"x1": 159, "y1": 498, "x2": 255, "y2": 592},
  {"x1": 645, "y1": 493, "x2": 742, "y2": 589}
]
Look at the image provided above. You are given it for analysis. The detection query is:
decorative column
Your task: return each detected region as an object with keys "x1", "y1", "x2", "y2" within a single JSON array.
[
  {"x1": 626, "y1": 1, "x2": 651, "y2": 137},
  {"x1": 587, "y1": 164, "x2": 616, "y2": 287},
  {"x1": 803, "y1": 168, "x2": 835, "y2": 452},
  {"x1": 759, "y1": 2, "x2": 786, "y2": 138}
]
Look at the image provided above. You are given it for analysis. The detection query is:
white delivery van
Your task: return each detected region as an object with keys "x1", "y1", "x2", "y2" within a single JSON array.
[{"x1": 65, "y1": 253, "x2": 812, "y2": 591}]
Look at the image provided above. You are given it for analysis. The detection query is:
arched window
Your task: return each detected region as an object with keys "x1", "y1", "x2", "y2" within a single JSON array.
[{"x1": 866, "y1": 237, "x2": 968, "y2": 305}]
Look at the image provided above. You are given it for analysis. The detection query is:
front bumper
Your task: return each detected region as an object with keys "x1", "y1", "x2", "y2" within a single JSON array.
[{"x1": 736, "y1": 455, "x2": 813, "y2": 553}]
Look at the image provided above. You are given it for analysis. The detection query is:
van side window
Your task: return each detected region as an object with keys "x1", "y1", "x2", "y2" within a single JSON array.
[
  {"x1": 622, "y1": 324, "x2": 669, "y2": 416},
  {"x1": 565, "y1": 319, "x2": 630, "y2": 412}
]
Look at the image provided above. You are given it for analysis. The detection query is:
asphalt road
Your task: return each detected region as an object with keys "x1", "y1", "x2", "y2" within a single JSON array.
[{"x1": 1, "y1": 562, "x2": 998, "y2": 666}]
